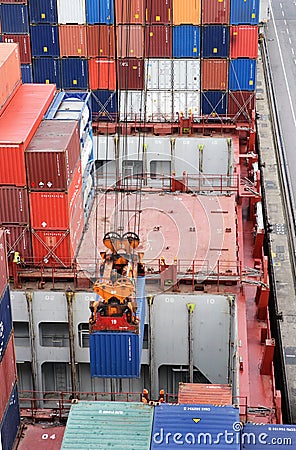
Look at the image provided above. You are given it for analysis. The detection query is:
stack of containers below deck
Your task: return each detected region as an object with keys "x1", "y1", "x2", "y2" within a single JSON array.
[
  {"x1": 228, "y1": 0, "x2": 259, "y2": 123},
  {"x1": 44, "y1": 91, "x2": 95, "y2": 227},
  {"x1": 26, "y1": 120, "x2": 84, "y2": 267},
  {"x1": 0, "y1": 1, "x2": 32, "y2": 82},
  {"x1": 0, "y1": 229, "x2": 20, "y2": 450}
]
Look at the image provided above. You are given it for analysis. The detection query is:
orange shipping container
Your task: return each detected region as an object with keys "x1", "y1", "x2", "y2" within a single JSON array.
[
  {"x1": 173, "y1": 0, "x2": 201, "y2": 25},
  {"x1": 86, "y1": 25, "x2": 115, "y2": 58},
  {"x1": 117, "y1": 25, "x2": 144, "y2": 58},
  {"x1": 201, "y1": 58, "x2": 228, "y2": 90},
  {"x1": 178, "y1": 383, "x2": 233, "y2": 405},
  {"x1": 59, "y1": 25, "x2": 87, "y2": 57},
  {"x1": 0, "y1": 43, "x2": 21, "y2": 110},
  {"x1": 115, "y1": 0, "x2": 144, "y2": 24},
  {"x1": 88, "y1": 59, "x2": 116, "y2": 90},
  {"x1": 230, "y1": 26, "x2": 258, "y2": 59}
]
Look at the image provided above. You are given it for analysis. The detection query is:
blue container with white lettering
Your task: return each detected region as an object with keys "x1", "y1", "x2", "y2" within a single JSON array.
[
  {"x1": 29, "y1": 0, "x2": 58, "y2": 24},
  {"x1": 86, "y1": 0, "x2": 114, "y2": 24},
  {"x1": 0, "y1": 4, "x2": 29, "y2": 34},
  {"x1": 0, "y1": 384, "x2": 20, "y2": 450},
  {"x1": 230, "y1": 0, "x2": 259, "y2": 25},
  {"x1": 201, "y1": 91, "x2": 227, "y2": 116},
  {"x1": 202, "y1": 25, "x2": 229, "y2": 58},
  {"x1": 30, "y1": 24, "x2": 59, "y2": 57},
  {"x1": 173, "y1": 25, "x2": 200, "y2": 58},
  {"x1": 32, "y1": 58, "x2": 62, "y2": 88},
  {"x1": 91, "y1": 90, "x2": 118, "y2": 122},
  {"x1": 151, "y1": 404, "x2": 240, "y2": 449},
  {"x1": 61, "y1": 58, "x2": 88, "y2": 90},
  {"x1": 21, "y1": 64, "x2": 33, "y2": 83},
  {"x1": 229, "y1": 59, "x2": 256, "y2": 91},
  {"x1": 0, "y1": 286, "x2": 13, "y2": 363},
  {"x1": 242, "y1": 423, "x2": 296, "y2": 449}
]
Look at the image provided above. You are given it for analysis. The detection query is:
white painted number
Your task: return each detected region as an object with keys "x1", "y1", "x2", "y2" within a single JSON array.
[
  {"x1": 111, "y1": 319, "x2": 117, "y2": 324},
  {"x1": 41, "y1": 434, "x2": 56, "y2": 440}
]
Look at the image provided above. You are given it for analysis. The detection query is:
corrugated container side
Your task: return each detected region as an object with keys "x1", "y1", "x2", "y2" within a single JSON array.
[
  {"x1": 151, "y1": 404, "x2": 240, "y2": 449},
  {"x1": 0, "y1": 4, "x2": 29, "y2": 34},
  {"x1": 201, "y1": 58, "x2": 228, "y2": 90},
  {"x1": 172, "y1": 0, "x2": 201, "y2": 25},
  {"x1": 91, "y1": 90, "x2": 118, "y2": 122},
  {"x1": 242, "y1": 424, "x2": 296, "y2": 449},
  {"x1": 173, "y1": 59, "x2": 200, "y2": 90},
  {"x1": 228, "y1": 59, "x2": 256, "y2": 91},
  {"x1": 172, "y1": 25, "x2": 200, "y2": 58},
  {"x1": 0, "y1": 43, "x2": 21, "y2": 110},
  {"x1": 32, "y1": 57, "x2": 61, "y2": 87},
  {"x1": 146, "y1": 0, "x2": 172, "y2": 24},
  {"x1": 59, "y1": 25, "x2": 87, "y2": 57},
  {"x1": 0, "y1": 187, "x2": 29, "y2": 224},
  {"x1": 0, "y1": 0, "x2": 27, "y2": 3},
  {"x1": 61, "y1": 58, "x2": 88, "y2": 89},
  {"x1": 118, "y1": 58, "x2": 144, "y2": 90},
  {"x1": 28, "y1": 0, "x2": 58, "y2": 24},
  {"x1": 115, "y1": 0, "x2": 144, "y2": 24},
  {"x1": 30, "y1": 24, "x2": 59, "y2": 57},
  {"x1": 1, "y1": 34, "x2": 31, "y2": 64},
  {"x1": 117, "y1": 25, "x2": 144, "y2": 58},
  {"x1": 119, "y1": 90, "x2": 145, "y2": 122},
  {"x1": 4, "y1": 225, "x2": 32, "y2": 262},
  {"x1": 202, "y1": 0, "x2": 230, "y2": 24},
  {"x1": 86, "y1": 25, "x2": 115, "y2": 58},
  {"x1": 173, "y1": 91, "x2": 200, "y2": 120},
  {"x1": 145, "y1": 58, "x2": 172, "y2": 90},
  {"x1": 86, "y1": 0, "x2": 114, "y2": 24},
  {"x1": 90, "y1": 278, "x2": 145, "y2": 378},
  {"x1": 201, "y1": 90, "x2": 227, "y2": 116},
  {"x1": 228, "y1": 90, "x2": 255, "y2": 122},
  {"x1": 230, "y1": 25, "x2": 258, "y2": 58},
  {"x1": 26, "y1": 121, "x2": 81, "y2": 191},
  {"x1": 178, "y1": 383, "x2": 233, "y2": 405},
  {"x1": 145, "y1": 25, "x2": 172, "y2": 58},
  {"x1": 88, "y1": 59, "x2": 116, "y2": 90},
  {"x1": 0, "y1": 288, "x2": 13, "y2": 362},
  {"x1": 57, "y1": 0, "x2": 86, "y2": 24},
  {"x1": 230, "y1": 0, "x2": 260, "y2": 25},
  {"x1": 21, "y1": 64, "x2": 33, "y2": 82},
  {"x1": 0, "y1": 384, "x2": 20, "y2": 450},
  {"x1": 0, "y1": 334, "x2": 17, "y2": 420},
  {"x1": 0, "y1": 230, "x2": 8, "y2": 299},
  {"x1": 202, "y1": 25, "x2": 229, "y2": 58},
  {"x1": 146, "y1": 91, "x2": 173, "y2": 122}
]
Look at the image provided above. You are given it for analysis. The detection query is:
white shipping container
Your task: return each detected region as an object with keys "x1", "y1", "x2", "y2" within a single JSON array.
[
  {"x1": 119, "y1": 90, "x2": 146, "y2": 122},
  {"x1": 146, "y1": 91, "x2": 173, "y2": 122},
  {"x1": 57, "y1": 0, "x2": 86, "y2": 24},
  {"x1": 173, "y1": 60, "x2": 200, "y2": 91},
  {"x1": 145, "y1": 59, "x2": 172, "y2": 90},
  {"x1": 173, "y1": 91, "x2": 200, "y2": 121}
]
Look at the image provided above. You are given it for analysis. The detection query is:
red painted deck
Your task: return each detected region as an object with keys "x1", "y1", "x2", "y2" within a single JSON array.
[{"x1": 16, "y1": 423, "x2": 65, "y2": 450}]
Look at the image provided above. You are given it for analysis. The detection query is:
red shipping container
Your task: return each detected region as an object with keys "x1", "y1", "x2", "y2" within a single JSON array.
[
  {"x1": 0, "y1": 229, "x2": 9, "y2": 298},
  {"x1": 0, "y1": 186, "x2": 29, "y2": 224},
  {"x1": 202, "y1": 0, "x2": 230, "y2": 24},
  {"x1": 29, "y1": 163, "x2": 82, "y2": 230},
  {"x1": 115, "y1": 0, "x2": 144, "y2": 24},
  {"x1": 117, "y1": 58, "x2": 144, "y2": 90},
  {"x1": 178, "y1": 383, "x2": 232, "y2": 405},
  {"x1": 86, "y1": 25, "x2": 115, "y2": 58},
  {"x1": 146, "y1": 0, "x2": 172, "y2": 24},
  {"x1": 31, "y1": 203, "x2": 84, "y2": 267},
  {"x1": 59, "y1": 25, "x2": 87, "y2": 57},
  {"x1": 228, "y1": 91, "x2": 255, "y2": 123},
  {"x1": 26, "y1": 120, "x2": 80, "y2": 191},
  {"x1": 230, "y1": 26, "x2": 258, "y2": 59},
  {"x1": 0, "y1": 335, "x2": 17, "y2": 421},
  {"x1": 145, "y1": 25, "x2": 172, "y2": 58},
  {"x1": 201, "y1": 59, "x2": 228, "y2": 90},
  {"x1": 0, "y1": 83, "x2": 56, "y2": 186},
  {"x1": 1, "y1": 34, "x2": 31, "y2": 64},
  {"x1": 88, "y1": 59, "x2": 116, "y2": 90},
  {"x1": 5, "y1": 225, "x2": 32, "y2": 262},
  {"x1": 0, "y1": 43, "x2": 21, "y2": 111},
  {"x1": 117, "y1": 25, "x2": 144, "y2": 58}
]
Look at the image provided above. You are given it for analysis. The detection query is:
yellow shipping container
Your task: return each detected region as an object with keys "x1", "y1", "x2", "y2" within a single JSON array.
[{"x1": 173, "y1": 0, "x2": 201, "y2": 25}]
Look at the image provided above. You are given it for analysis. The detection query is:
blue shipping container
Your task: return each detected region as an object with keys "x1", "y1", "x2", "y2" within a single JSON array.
[
  {"x1": 91, "y1": 90, "x2": 118, "y2": 122},
  {"x1": 242, "y1": 423, "x2": 296, "y2": 449},
  {"x1": 173, "y1": 25, "x2": 200, "y2": 58},
  {"x1": 61, "y1": 58, "x2": 88, "y2": 90},
  {"x1": 201, "y1": 91, "x2": 227, "y2": 116},
  {"x1": 202, "y1": 25, "x2": 229, "y2": 58},
  {"x1": 32, "y1": 57, "x2": 61, "y2": 88},
  {"x1": 21, "y1": 64, "x2": 33, "y2": 83},
  {"x1": 229, "y1": 59, "x2": 256, "y2": 91},
  {"x1": 30, "y1": 24, "x2": 59, "y2": 57},
  {"x1": 86, "y1": 0, "x2": 114, "y2": 24},
  {"x1": 230, "y1": 0, "x2": 260, "y2": 25},
  {"x1": 0, "y1": 286, "x2": 13, "y2": 363},
  {"x1": 151, "y1": 404, "x2": 240, "y2": 449},
  {"x1": 29, "y1": 0, "x2": 58, "y2": 24},
  {"x1": 0, "y1": 4, "x2": 29, "y2": 34},
  {"x1": 0, "y1": 384, "x2": 20, "y2": 450},
  {"x1": 90, "y1": 276, "x2": 146, "y2": 378}
]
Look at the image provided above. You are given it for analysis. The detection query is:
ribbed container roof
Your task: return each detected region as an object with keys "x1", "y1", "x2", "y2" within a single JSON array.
[
  {"x1": 178, "y1": 383, "x2": 233, "y2": 405},
  {"x1": 61, "y1": 401, "x2": 154, "y2": 449}
]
